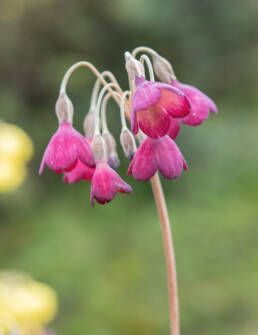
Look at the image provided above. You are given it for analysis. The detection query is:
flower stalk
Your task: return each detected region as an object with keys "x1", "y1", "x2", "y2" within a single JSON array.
[
  {"x1": 150, "y1": 173, "x2": 179, "y2": 335},
  {"x1": 40, "y1": 46, "x2": 217, "y2": 335}
]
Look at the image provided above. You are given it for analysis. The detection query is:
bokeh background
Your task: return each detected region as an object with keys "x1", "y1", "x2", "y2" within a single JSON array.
[{"x1": 1, "y1": 0, "x2": 258, "y2": 334}]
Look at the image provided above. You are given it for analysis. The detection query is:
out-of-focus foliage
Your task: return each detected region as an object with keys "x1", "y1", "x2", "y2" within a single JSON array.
[
  {"x1": 0, "y1": 0, "x2": 258, "y2": 335},
  {"x1": 0, "y1": 271, "x2": 57, "y2": 334}
]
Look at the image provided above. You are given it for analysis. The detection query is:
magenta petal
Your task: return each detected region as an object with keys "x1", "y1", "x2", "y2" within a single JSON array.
[
  {"x1": 155, "y1": 136, "x2": 186, "y2": 179},
  {"x1": 39, "y1": 121, "x2": 95, "y2": 175},
  {"x1": 132, "y1": 80, "x2": 161, "y2": 112},
  {"x1": 167, "y1": 118, "x2": 181, "y2": 139},
  {"x1": 131, "y1": 79, "x2": 190, "y2": 138},
  {"x1": 206, "y1": 95, "x2": 218, "y2": 114},
  {"x1": 128, "y1": 136, "x2": 187, "y2": 181},
  {"x1": 77, "y1": 138, "x2": 95, "y2": 167},
  {"x1": 136, "y1": 107, "x2": 171, "y2": 138},
  {"x1": 172, "y1": 80, "x2": 218, "y2": 126},
  {"x1": 63, "y1": 160, "x2": 95, "y2": 184},
  {"x1": 128, "y1": 138, "x2": 157, "y2": 181},
  {"x1": 131, "y1": 107, "x2": 139, "y2": 135},
  {"x1": 157, "y1": 85, "x2": 191, "y2": 118},
  {"x1": 90, "y1": 161, "x2": 132, "y2": 205}
]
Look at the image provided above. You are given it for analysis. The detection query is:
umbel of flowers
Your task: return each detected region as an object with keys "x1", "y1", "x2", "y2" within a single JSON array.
[
  {"x1": 39, "y1": 47, "x2": 217, "y2": 204},
  {"x1": 39, "y1": 46, "x2": 217, "y2": 335}
]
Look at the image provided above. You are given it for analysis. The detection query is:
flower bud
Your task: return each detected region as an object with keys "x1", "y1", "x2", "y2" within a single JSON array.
[
  {"x1": 83, "y1": 108, "x2": 95, "y2": 139},
  {"x1": 125, "y1": 51, "x2": 144, "y2": 79},
  {"x1": 120, "y1": 129, "x2": 137, "y2": 160},
  {"x1": 55, "y1": 93, "x2": 74, "y2": 124},
  {"x1": 91, "y1": 134, "x2": 106, "y2": 162},
  {"x1": 103, "y1": 133, "x2": 120, "y2": 169},
  {"x1": 152, "y1": 54, "x2": 175, "y2": 84}
]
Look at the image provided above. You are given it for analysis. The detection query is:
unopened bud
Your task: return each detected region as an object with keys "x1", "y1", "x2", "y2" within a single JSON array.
[
  {"x1": 125, "y1": 51, "x2": 144, "y2": 79},
  {"x1": 152, "y1": 54, "x2": 175, "y2": 84},
  {"x1": 120, "y1": 129, "x2": 137, "y2": 160},
  {"x1": 91, "y1": 134, "x2": 106, "y2": 162},
  {"x1": 103, "y1": 133, "x2": 120, "y2": 169},
  {"x1": 83, "y1": 108, "x2": 95, "y2": 139},
  {"x1": 55, "y1": 93, "x2": 74, "y2": 123}
]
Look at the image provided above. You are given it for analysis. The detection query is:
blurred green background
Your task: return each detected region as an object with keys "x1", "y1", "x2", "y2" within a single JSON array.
[{"x1": 1, "y1": 0, "x2": 258, "y2": 334}]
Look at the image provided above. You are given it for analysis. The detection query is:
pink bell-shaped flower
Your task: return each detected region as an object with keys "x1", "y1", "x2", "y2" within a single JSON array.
[
  {"x1": 39, "y1": 120, "x2": 95, "y2": 175},
  {"x1": 63, "y1": 159, "x2": 95, "y2": 184},
  {"x1": 128, "y1": 135, "x2": 187, "y2": 181},
  {"x1": 131, "y1": 76, "x2": 191, "y2": 139},
  {"x1": 90, "y1": 160, "x2": 133, "y2": 205},
  {"x1": 171, "y1": 79, "x2": 218, "y2": 126}
]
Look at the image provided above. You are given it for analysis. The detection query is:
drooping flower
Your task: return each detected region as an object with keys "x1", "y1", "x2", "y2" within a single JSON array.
[
  {"x1": 39, "y1": 120, "x2": 95, "y2": 175},
  {"x1": 63, "y1": 160, "x2": 95, "y2": 184},
  {"x1": 128, "y1": 135, "x2": 187, "y2": 181},
  {"x1": 90, "y1": 160, "x2": 132, "y2": 205},
  {"x1": 131, "y1": 76, "x2": 191, "y2": 138},
  {"x1": 171, "y1": 79, "x2": 218, "y2": 126}
]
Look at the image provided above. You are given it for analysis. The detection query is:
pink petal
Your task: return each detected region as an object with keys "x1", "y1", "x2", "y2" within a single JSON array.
[
  {"x1": 156, "y1": 136, "x2": 186, "y2": 179},
  {"x1": 132, "y1": 80, "x2": 161, "y2": 112},
  {"x1": 131, "y1": 79, "x2": 190, "y2": 138},
  {"x1": 39, "y1": 121, "x2": 95, "y2": 175},
  {"x1": 172, "y1": 80, "x2": 218, "y2": 126},
  {"x1": 157, "y1": 86, "x2": 191, "y2": 118},
  {"x1": 91, "y1": 161, "x2": 132, "y2": 205},
  {"x1": 167, "y1": 118, "x2": 181, "y2": 139},
  {"x1": 128, "y1": 136, "x2": 187, "y2": 181},
  {"x1": 128, "y1": 138, "x2": 158, "y2": 181},
  {"x1": 77, "y1": 137, "x2": 95, "y2": 167},
  {"x1": 136, "y1": 106, "x2": 171, "y2": 138},
  {"x1": 206, "y1": 95, "x2": 218, "y2": 114},
  {"x1": 63, "y1": 160, "x2": 95, "y2": 184}
]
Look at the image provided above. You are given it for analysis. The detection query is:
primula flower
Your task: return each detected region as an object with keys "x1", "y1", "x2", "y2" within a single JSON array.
[
  {"x1": 128, "y1": 135, "x2": 187, "y2": 181},
  {"x1": 63, "y1": 160, "x2": 95, "y2": 184},
  {"x1": 171, "y1": 79, "x2": 218, "y2": 126},
  {"x1": 131, "y1": 76, "x2": 191, "y2": 138},
  {"x1": 39, "y1": 120, "x2": 95, "y2": 175},
  {"x1": 90, "y1": 160, "x2": 132, "y2": 205}
]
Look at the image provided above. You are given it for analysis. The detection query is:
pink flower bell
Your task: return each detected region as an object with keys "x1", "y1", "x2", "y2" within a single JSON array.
[
  {"x1": 63, "y1": 159, "x2": 95, "y2": 184},
  {"x1": 39, "y1": 120, "x2": 95, "y2": 175},
  {"x1": 171, "y1": 79, "x2": 218, "y2": 126},
  {"x1": 90, "y1": 160, "x2": 133, "y2": 205},
  {"x1": 128, "y1": 135, "x2": 187, "y2": 181},
  {"x1": 131, "y1": 77, "x2": 191, "y2": 139}
]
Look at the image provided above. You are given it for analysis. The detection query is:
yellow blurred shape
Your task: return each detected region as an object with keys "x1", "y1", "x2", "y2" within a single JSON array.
[
  {"x1": 0, "y1": 121, "x2": 33, "y2": 163},
  {"x1": 0, "y1": 158, "x2": 26, "y2": 193},
  {"x1": 0, "y1": 317, "x2": 22, "y2": 335},
  {"x1": 0, "y1": 271, "x2": 58, "y2": 333}
]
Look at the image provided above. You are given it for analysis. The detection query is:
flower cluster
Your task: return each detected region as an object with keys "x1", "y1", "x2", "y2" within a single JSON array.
[
  {"x1": 0, "y1": 271, "x2": 57, "y2": 335},
  {"x1": 39, "y1": 47, "x2": 217, "y2": 205}
]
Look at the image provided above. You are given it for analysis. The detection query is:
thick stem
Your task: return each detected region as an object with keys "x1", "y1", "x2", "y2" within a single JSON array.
[
  {"x1": 150, "y1": 174, "x2": 180, "y2": 335},
  {"x1": 123, "y1": 68, "x2": 179, "y2": 334}
]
